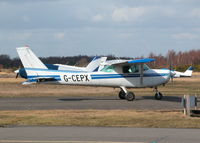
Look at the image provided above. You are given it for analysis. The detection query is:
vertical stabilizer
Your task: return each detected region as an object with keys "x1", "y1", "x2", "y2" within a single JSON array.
[
  {"x1": 184, "y1": 66, "x2": 193, "y2": 77},
  {"x1": 16, "y1": 46, "x2": 47, "y2": 69}
]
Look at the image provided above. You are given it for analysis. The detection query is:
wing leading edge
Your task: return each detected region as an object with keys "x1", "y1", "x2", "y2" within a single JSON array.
[
  {"x1": 110, "y1": 58, "x2": 155, "y2": 66},
  {"x1": 128, "y1": 58, "x2": 155, "y2": 64}
]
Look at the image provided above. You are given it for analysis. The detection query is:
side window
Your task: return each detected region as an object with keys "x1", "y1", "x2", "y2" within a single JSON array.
[
  {"x1": 101, "y1": 65, "x2": 115, "y2": 72},
  {"x1": 130, "y1": 65, "x2": 139, "y2": 73},
  {"x1": 123, "y1": 65, "x2": 139, "y2": 73},
  {"x1": 123, "y1": 66, "x2": 130, "y2": 73}
]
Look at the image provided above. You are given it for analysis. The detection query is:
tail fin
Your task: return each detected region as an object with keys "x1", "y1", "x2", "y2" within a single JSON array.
[
  {"x1": 16, "y1": 46, "x2": 47, "y2": 69},
  {"x1": 184, "y1": 66, "x2": 193, "y2": 77},
  {"x1": 86, "y1": 56, "x2": 107, "y2": 72}
]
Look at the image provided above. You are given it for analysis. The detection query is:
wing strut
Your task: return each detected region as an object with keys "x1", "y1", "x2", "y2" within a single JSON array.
[{"x1": 140, "y1": 64, "x2": 144, "y2": 86}]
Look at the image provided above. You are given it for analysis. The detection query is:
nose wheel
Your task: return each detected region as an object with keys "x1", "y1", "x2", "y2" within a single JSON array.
[
  {"x1": 154, "y1": 87, "x2": 163, "y2": 100},
  {"x1": 119, "y1": 86, "x2": 135, "y2": 101},
  {"x1": 155, "y1": 92, "x2": 163, "y2": 100}
]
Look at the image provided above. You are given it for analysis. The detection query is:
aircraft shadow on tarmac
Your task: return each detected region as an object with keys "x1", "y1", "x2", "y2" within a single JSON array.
[
  {"x1": 59, "y1": 98, "x2": 119, "y2": 101},
  {"x1": 141, "y1": 96, "x2": 181, "y2": 102},
  {"x1": 59, "y1": 96, "x2": 181, "y2": 102}
]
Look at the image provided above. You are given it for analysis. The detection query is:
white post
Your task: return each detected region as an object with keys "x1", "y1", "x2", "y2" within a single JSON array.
[
  {"x1": 186, "y1": 95, "x2": 191, "y2": 116},
  {"x1": 183, "y1": 95, "x2": 186, "y2": 116},
  {"x1": 195, "y1": 94, "x2": 197, "y2": 110}
]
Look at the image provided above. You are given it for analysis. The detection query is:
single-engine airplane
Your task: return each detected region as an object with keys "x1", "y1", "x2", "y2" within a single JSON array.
[
  {"x1": 171, "y1": 66, "x2": 193, "y2": 78},
  {"x1": 16, "y1": 46, "x2": 171, "y2": 101}
]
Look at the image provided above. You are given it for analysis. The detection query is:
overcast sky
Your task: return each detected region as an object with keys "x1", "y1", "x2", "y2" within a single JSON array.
[{"x1": 0, "y1": 0, "x2": 200, "y2": 58}]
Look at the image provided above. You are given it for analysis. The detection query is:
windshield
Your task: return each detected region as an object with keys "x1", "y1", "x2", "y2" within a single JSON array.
[
  {"x1": 143, "y1": 64, "x2": 150, "y2": 71},
  {"x1": 101, "y1": 65, "x2": 115, "y2": 72}
]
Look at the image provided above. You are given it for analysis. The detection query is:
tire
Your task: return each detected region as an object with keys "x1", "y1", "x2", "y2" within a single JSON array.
[
  {"x1": 126, "y1": 92, "x2": 135, "y2": 101},
  {"x1": 119, "y1": 90, "x2": 126, "y2": 99},
  {"x1": 155, "y1": 92, "x2": 163, "y2": 100}
]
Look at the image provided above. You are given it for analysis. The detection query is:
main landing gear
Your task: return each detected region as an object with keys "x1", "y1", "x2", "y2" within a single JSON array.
[
  {"x1": 119, "y1": 86, "x2": 135, "y2": 101},
  {"x1": 118, "y1": 86, "x2": 163, "y2": 101}
]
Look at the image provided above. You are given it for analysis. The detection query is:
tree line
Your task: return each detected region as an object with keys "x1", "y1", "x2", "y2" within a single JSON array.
[
  {"x1": 147, "y1": 49, "x2": 200, "y2": 71},
  {"x1": 0, "y1": 49, "x2": 200, "y2": 71}
]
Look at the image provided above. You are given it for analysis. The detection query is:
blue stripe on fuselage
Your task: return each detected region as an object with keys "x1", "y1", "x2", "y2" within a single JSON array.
[
  {"x1": 91, "y1": 73, "x2": 169, "y2": 79},
  {"x1": 24, "y1": 68, "x2": 88, "y2": 73},
  {"x1": 27, "y1": 75, "x2": 61, "y2": 81},
  {"x1": 27, "y1": 75, "x2": 60, "y2": 78}
]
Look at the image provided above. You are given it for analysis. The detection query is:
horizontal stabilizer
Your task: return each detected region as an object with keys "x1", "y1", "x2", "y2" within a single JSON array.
[{"x1": 22, "y1": 77, "x2": 58, "y2": 85}]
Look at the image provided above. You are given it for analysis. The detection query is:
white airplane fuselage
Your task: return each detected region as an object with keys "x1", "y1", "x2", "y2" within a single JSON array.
[{"x1": 23, "y1": 68, "x2": 170, "y2": 88}]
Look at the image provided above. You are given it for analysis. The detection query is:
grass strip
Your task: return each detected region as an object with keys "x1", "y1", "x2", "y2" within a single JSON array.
[{"x1": 0, "y1": 110, "x2": 200, "y2": 128}]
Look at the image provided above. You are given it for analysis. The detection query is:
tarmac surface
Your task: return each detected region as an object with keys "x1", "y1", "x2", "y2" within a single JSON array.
[
  {"x1": 0, "y1": 95, "x2": 183, "y2": 110},
  {"x1": 0, "y1": 126, "x2": 199, "y2": 143}
]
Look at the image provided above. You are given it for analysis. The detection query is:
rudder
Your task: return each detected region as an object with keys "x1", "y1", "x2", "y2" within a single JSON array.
[{"x1": 17, "y1": 46, "x2": 47, "y2": 69}]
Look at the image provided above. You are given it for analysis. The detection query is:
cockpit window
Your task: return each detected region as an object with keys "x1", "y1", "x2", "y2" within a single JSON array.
[
  {"x1": 143, "y1": 64, "x2": 150, "y2": 71},
  {"x1": 130, "y1": 65, "x2": 139, "y2": 73},
  {"x1": 101, "y1": 65, "x2": 115, "y2": 72}
]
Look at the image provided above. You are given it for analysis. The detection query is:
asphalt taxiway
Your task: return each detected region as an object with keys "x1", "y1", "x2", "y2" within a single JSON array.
[
  {"x1": 0, "y1": 95, "x2": 182, "y2": 110},
  {"x1": 0, "y1": 126, "x2": 199, "y2": 143}
]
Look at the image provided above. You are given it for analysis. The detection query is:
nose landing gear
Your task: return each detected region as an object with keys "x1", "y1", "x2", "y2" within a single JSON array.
[{"x1": 154, "y1": 87, "x2": 163, "y2": 100}]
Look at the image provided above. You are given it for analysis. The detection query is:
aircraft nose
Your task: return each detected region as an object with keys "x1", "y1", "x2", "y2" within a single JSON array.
[
  {"x1": 170, "y1": 71, "x2": 176, "y2": 78},
  {"x1": 166, "y1": 69, "x2": 171, "y2": 81}
]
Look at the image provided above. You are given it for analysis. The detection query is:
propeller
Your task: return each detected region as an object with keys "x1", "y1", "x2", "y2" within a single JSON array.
[
  {"x1": 170, "y1": 71, "x2": 175, "y2": 85},
  {"x1": 168, "y1": 59, "x2": 175, "y2": 85}
]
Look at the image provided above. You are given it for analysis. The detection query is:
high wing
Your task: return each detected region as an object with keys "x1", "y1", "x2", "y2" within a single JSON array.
[
  {"x1": 103, "y1": 59, "x2": 129, "y2": 65},
  {"x1": 110, "y1": 58, "x2": 155, "y2": 65}
]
